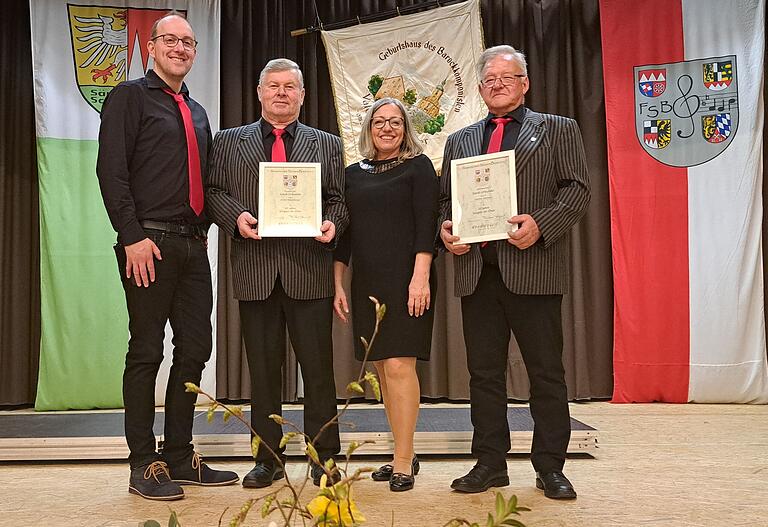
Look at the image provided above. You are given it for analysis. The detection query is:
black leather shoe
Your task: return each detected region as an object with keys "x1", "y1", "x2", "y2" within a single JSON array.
[
  {"x1": 129, "y1": 461, "x2": 184, "y2": 501},
  {"x1": 536, "y1": 471, "x2": 577, "y2": 499},
  {"x1": 311, "y1": 461, "x2": 341, "y2": 487},
  {"x1": 371, "y1": 456, "x2": 420, "y2": 482},
  {"x1": 450, "y1": 464, "x2": 509, "y2": 493},
  {"x1": 169, "y1": 452, "x2": 239, "y2": 486},
  {"x1": 389, "y1": 471, "x2": 415, "y2": 492},
  {"x1": 242, "y1": 461, "x2": 284, "y2": 489}
]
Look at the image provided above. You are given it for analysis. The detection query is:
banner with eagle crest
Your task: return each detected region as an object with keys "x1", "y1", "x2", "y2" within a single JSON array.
[{"x1": 30, "y1": 0, "x2": 220, "y2": 410}]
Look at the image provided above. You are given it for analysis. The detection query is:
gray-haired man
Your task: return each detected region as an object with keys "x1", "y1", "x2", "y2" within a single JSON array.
[
  {"x1": 206, "y1": 58, "x2": 348, "y2": 488},
  {"x1": 439, "y1": 45, "x2": 590, "y2": 499}
]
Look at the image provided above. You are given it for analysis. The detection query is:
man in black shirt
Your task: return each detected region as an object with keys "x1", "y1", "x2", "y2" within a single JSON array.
[{"x1": 96, "y1": 12, "x2": 237, "y2": 501}]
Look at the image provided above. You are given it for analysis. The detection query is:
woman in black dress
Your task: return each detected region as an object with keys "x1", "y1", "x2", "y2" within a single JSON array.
[{"x1": 333, "y1": 98, "x2": 439, "y2": 492}]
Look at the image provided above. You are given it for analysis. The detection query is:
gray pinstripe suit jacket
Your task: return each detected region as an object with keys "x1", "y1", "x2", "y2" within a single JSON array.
[
  {"x1": 205, "y1": 119, "x2": 348, "y2": 301},
  {"x1": 439, "y1": 108, "x2": 591, "y2": 297}
]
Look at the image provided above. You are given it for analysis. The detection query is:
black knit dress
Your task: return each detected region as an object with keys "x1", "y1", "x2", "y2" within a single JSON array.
[{"x1": 335, "y1": 153, "x2": 439, "y2": 361}]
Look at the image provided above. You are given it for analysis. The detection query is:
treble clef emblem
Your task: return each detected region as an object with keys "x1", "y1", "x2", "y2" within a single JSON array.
[{"x1": 673, "y1": 74, "x2": 700, "y2": 138}]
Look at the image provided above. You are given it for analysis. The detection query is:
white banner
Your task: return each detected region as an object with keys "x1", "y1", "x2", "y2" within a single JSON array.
[{"x1": 321, "y1": 0, "x2": 485, "y2": 170}]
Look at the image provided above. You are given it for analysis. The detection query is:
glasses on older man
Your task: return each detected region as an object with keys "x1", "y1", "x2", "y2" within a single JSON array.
[
  {"x1": 152, "y1": 34, "x2": 198, "y2": 51},
  {"x1": 481, "y1": 75, "x2": 526, "y2": 88},
  {"x1": 371, "y1": 116, "x2": 404, "y2": 129}
]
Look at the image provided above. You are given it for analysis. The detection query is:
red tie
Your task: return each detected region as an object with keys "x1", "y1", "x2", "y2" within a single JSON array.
[
  {"x1": 272, "y1": 128, "x2": 287, "y2": 162},
  {"x1": 481, "y1": 117, "x2": 514, "y2": 247},
  {"x1": 164, "y1": 89, "x2": 203, "y2": 216},
  {"x1": 487, "y1": 117, "x2": 513, "y2": 154}
]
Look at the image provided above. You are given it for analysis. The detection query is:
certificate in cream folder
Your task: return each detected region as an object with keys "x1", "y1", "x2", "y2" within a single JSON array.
[
  {"x1": 450, "y1": 150, "x2": 517, "y2": 244},
  {"x1": 257, "y1": 162, "x2": 322, "y2": 237}
]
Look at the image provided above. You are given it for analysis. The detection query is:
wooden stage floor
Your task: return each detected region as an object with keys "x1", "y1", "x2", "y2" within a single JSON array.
[{"x1": 1, "y1": 402, "x2": 767, "y2": 526}]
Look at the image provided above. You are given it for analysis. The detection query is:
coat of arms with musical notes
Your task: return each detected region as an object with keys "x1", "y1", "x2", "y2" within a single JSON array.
[{"x1": 634, "y1": 55, "x2": 738, "y2": 167}]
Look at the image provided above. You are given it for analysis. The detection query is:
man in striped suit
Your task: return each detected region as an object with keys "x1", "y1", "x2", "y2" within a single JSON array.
[
  {"x1": 206, "y1": 58, "x2": 347, "y2": 489},
  {"x1": 439, "y1": 45, "x2": 590, "y2": 499}
]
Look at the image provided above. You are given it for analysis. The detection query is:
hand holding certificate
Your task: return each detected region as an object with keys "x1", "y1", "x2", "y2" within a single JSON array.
[
  {"x1": 257, "y1": 162, "x2": 322, "y2": 237},
  {"x1": 450, "y1": 150, "x2": 517, "y2": 244}
]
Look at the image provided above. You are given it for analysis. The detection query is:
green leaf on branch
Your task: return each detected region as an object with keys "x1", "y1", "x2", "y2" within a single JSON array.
[
  {"x1": 360, "y1": 336, "x2": 369, "y2": 349},
  {"x1": 486, "y1": 513, "x2": 494, "y2": 527},
  {"x1": 376, "y1": 303, "x2": 387, "y2": 321},
  {"x1": 261, "y1": 496, "x2": 275, "y2": 518},
  {"x1": 279, "y1": 432, "x2": 298, "y2": 448},
  {"x1": 347, "y1": 381, "x2": 365, "y2": 395},
  {"x1": 184, "y1": 382, "x2": 200, "y2": 394},
  {"x1": 346, "y1": 440, "x2": 360, "y2": 456},
  {"x1": 206, "y1": 404, "x2": 216, "y2": 423},
  {"x1": 501, "y1": 520, "x2": 526, "y2": 527},
  {"x1": 324, "y1": 457, "x2": 336, "y2": 470},
  {"x1": 250, "y1": 435, "x2": 261, "y2": 459},
  {"x1": 268, "y1": 414, "x2": 286, "y2": 425},
  {"x1": 364, "y1": 371, "x2": 381, "y2": 401},
  {"x1": 306, "y1": 442, "x2": 320, "y2": 464},
  {"x1": 168, "y1": 511, "x2": 180, "y2": 527},
  {"x1": 496, "y1": 492, "x2": 505, "y2": 519},
  {"x1": 507, "y1": 494, "x2": 517, "y2": 514},
  {"x1": 222, "y1": 408, "x2": 232, "y2": 422},
  {"x1": 141, "y1": 522, "x2": 161, "y2": 527}
]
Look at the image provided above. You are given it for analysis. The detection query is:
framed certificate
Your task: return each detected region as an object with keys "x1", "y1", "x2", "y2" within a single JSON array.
[
  {"x1": 257, "y1": 162, "x2": 322, "y2": 237},
  {"x1": 450, "y1": 150, "x2": 517, "y2": 244}
]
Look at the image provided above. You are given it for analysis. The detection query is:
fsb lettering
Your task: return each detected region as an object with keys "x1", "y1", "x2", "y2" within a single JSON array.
[{"x1": 637, "y1": 101, "x2": 674, "y2": 119}]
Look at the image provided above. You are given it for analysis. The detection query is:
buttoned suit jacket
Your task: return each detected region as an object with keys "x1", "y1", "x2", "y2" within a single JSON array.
[
  {"x1": 439, "y1": 108, "x2": 591, "y2": 297},
  {"x1": 206, "y1": 119, "x2": 348, "y2": 301}
]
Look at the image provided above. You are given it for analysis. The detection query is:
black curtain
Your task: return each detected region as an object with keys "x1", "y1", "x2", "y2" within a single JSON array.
[
  {"x1": 215, "y1": 0, "x2": 614, "y2": 402},
  {"x1": 5, "y1": 0, "x2": 765, "y2": 406},
  {"x1": 0, "y1": 0, "x2": 40, "y2": 406}
]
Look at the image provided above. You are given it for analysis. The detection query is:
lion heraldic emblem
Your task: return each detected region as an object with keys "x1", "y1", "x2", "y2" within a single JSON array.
[
  {"x1": 67, "y1": 4, "x2": 183, "y2": 113},
  {"x1": 634, "y1": 55, "x2": 739, "y2": 167}
]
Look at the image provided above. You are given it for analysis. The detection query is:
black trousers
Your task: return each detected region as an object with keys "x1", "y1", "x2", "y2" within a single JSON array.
[
  {"x1": 116, "y1": 231, "x2": 212, "y2": 469},
  {"x1": 461, "y1": 265, "x2": 570, "y2": 473},
  {"x1": 239, "y1": 279, "x2": 340, "y2": 463}
]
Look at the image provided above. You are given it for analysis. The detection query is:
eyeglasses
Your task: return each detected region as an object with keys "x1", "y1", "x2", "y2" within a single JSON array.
[
  {"x1": 371, "y1": 117, "x2": 404, "y2": 129},
  {"x1": 481, "y1": 75, "x2": 526, "y2": 88},
  {"x1": 152, "y1": 34, "x2": 198, "y2": 51}
]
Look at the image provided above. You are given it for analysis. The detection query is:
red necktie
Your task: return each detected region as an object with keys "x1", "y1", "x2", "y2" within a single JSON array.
[
  {"x1": 481, "y1": 117, "x2": 513, "y2": 247},
  {"x1": 272, "y1": 128, "x2": 287, "y2": 162},
  {"x1": 487, "y1": 117, "x2": 513, "y2": 154},
  {"x1": 164, "y1": 89, "x2": 203, "y2": 216}
]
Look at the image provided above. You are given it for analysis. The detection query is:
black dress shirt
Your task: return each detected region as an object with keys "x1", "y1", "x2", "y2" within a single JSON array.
[
  {"x1": 481, "y1": 104, "x2": 526, "y2": 154},
  {"x1": 260, "y1": 120, "x2": 297, "y2": 161},
  {"x1": 480, "y1": 105, "x2": 527, "y2": 265},
  {"x1": 96, "y1": 69, "x2": 212, "y2": 246}
]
